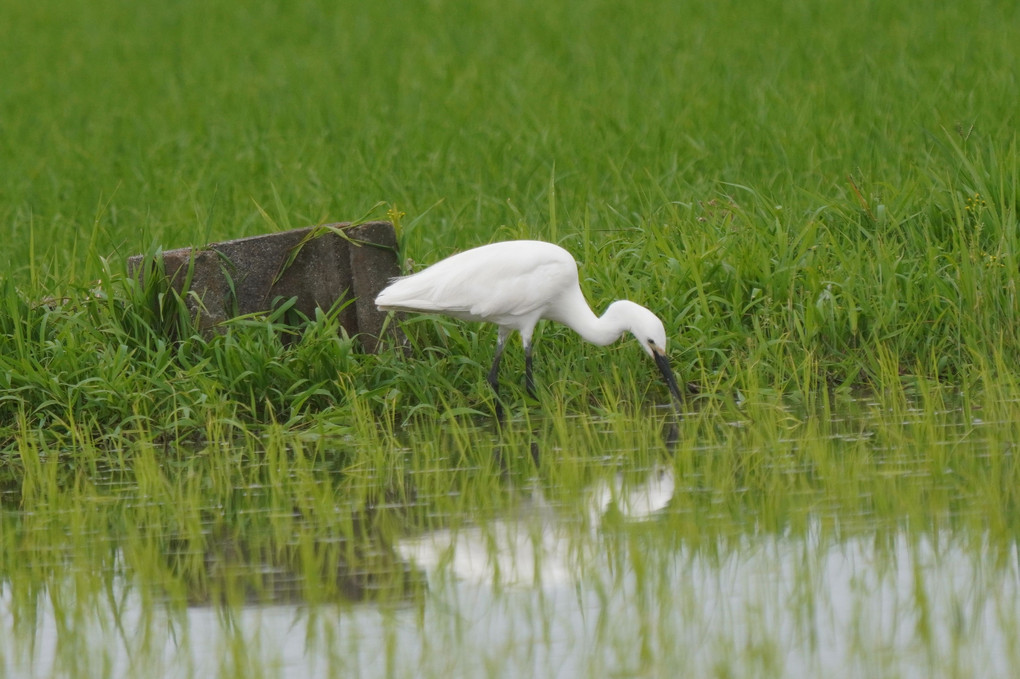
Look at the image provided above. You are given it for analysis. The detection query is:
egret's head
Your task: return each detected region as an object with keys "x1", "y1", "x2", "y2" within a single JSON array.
[
  {"x1": 604, "y1": 300, "x2": 668, "y2": 357},
  {"x1": 606, "y1": 300, "x2": 682, "y2": 403}
]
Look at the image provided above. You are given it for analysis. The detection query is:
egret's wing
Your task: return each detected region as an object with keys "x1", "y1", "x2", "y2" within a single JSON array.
[
  {"x1": 376, "y1": 242, "x2": 577, "y2": 324},
  {"x1": 467, "y1": 256, "x2": 577, "y2": 319}
]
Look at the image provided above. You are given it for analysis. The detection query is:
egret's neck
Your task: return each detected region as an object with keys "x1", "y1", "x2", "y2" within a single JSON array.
[{"x1": 553, "y1": 295, "x2": 630, "y2": 346}]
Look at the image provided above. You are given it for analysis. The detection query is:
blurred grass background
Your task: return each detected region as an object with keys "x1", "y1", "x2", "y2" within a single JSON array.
[
  {"x1": 0, "y1": 0, "x2": 1017, "y2": 431},
  {"x1": 2, "y1": 0, "x2": 1015, "y2": 279}
]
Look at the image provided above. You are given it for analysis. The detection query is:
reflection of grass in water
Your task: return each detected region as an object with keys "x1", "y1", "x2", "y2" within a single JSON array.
[{"x1": 3, "y1": 389, "x2": 1020, "y2": 676}]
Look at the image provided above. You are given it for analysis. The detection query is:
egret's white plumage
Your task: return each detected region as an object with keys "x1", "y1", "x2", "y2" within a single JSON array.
[{"x1": 375, "y1": 240, "x2": 682, "y2": 407}]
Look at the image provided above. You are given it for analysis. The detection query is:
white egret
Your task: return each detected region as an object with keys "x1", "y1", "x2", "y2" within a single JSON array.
[{"x1": 375, "y1": 240, "x2": 683, "y2": 407}]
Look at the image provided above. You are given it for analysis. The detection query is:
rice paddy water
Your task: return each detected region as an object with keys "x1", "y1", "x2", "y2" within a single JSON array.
[{"x1": 3, "y1": 387, "x2": 1019, "y2": 678}]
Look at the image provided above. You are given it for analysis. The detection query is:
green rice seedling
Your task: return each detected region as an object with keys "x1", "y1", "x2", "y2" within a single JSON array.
[
  {"x1": 2, "y1": 1, "x2": 1020, "y2": 674},
  {"x1": 0, "y1": 0, "x2": 1017, "y2": 432},
  {"x1": 4, "y1": 377, "x2": 1020, "y2": 678}
]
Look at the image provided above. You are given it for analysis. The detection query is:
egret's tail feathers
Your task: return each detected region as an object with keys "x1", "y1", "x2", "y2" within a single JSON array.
[{"x1": 376, "y1": 273, "x2": 452, "y2": 311}]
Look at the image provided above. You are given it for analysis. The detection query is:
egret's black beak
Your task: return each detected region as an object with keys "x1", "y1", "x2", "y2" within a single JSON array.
[{"x1": 652, "y1": 347, "x2": 684, "y2": 406}]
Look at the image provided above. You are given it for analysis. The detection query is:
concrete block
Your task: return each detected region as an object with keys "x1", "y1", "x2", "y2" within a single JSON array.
[{"x1": 127, "y1": 222, "x2": 402, "y2": 352}]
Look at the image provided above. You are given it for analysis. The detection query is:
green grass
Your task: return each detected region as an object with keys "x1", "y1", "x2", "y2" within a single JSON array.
[
  {"x1": 1, "y1": 0, "x2": 1018, "y2": 443},
  {"x1": 1, "y1": 1, "x2": 1019, "y2": 676}
]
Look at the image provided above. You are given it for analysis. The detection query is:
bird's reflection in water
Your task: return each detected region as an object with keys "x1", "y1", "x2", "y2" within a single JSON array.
[
  {"x1": 494, "y1": 408, "x2": 679, "y2": 471},
  {"x1": 662, "y1": 417, "x2": 680, "y2": 453},
  {"x1": 396, "y1": 459, "x2": 677, "y2": 587},
  {"x1": 424, "y1": 411, "x2": 681, "y2": 588},
  {"x1": 491, "y1": 435, "x2": 539, "y2": 474}
]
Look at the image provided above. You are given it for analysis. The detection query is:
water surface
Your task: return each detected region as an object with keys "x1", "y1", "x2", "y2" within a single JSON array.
[{"x1": 2, "y1": 397, "x2": 1018, "y2": 678}]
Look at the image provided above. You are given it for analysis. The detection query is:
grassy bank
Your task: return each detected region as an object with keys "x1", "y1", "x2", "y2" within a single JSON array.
[{"x1": 1, "y1": 0, "x2": 1018, "y2": 444}]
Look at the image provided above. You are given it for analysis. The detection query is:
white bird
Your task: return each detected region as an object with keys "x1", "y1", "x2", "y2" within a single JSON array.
[{"x1": 375, "y1": 240, "x2": 683, "y2": 408}]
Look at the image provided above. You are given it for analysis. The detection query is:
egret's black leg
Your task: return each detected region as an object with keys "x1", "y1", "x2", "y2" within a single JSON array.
[
  {"x1": 488, "y1": 334, "x2": 508, "y2": 422},
  {"x1": 487, "y1": 335, "x2": 506, "y2": 395},
  {"x1": 524, "y1": 342, "x2": 536, "y2": 398}
]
